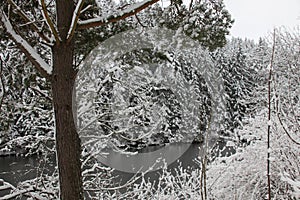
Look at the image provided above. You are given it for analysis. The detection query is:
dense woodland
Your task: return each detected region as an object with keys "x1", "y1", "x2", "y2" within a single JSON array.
[{"x1": 0, "y1": 0, "x2": 299, "y2": 199}]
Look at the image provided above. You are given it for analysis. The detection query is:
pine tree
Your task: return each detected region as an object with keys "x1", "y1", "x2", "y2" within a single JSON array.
[{"x1": 212, "y1": 38, "x2": 258, "y2": 135}]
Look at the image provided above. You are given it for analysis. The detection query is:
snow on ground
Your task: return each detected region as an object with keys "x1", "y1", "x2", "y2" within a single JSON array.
[{"x1": 206, "y1": 110, "x2": 300, "y2": 199}]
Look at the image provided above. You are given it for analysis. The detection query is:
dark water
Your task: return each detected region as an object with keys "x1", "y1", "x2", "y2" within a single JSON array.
[
  {"x1": 0, "y1": 154, "x2": 56, "y2": 198},
  {"x1": 102, "y1": 139, "x2": 235, "y2": 190},
  {"x1": 103, "y1": 143, "x2": 202, "y2": 184},
  {"x1": 0, "y1": 141, "x2": 235, "y2": 198}
]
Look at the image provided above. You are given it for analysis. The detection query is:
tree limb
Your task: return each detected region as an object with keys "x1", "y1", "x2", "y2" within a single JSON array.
[
  {"x1": 267, "y1": 29, "x2": 276, "y2": 200},
  {"x1": 80, "y1": 5, "x2": 93, "y2": 15},
  {"x1": 77, "y1": 0, "x2": 159, "y2": 29},
  {"x1": 7, "y1": 0, "x2": 52, "y2": 44},
  {"x1": 277, "y1": 113, "x2": 300, "y2": 145},
  {"x1": 30, "y1": 86, "x2": 52, "y2": 101},
  {"x1": 0, "y1": 11, "x2": 52, "y2": 78},
  {"x1": 189, "y1": 0, "x2": 194, "y2": 11},
  {"x1": 0, "y1": 56, "x2": 6, "y2": 111},
  {"x1": 67, "y1": 0, "x2": 85, "y2": 43},
  {"x1": 39, "y1": 0, "x2": 61, "y2": 43},
  {"x1": 135, "y1": 14, "x2": 146, "y2": 27}
]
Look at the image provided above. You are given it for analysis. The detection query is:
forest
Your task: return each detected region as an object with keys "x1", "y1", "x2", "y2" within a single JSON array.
[{"x1": 0, "y1": 0, "x2": 299, "y2": 199}]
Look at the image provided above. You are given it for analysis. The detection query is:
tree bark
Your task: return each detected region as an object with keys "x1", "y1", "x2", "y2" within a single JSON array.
[
  {"x1": 51, "y1": 1, "x2": 82, "y2": 199},
  {"x1": 52, "y1": 43, "x2": 82, "y2": 200}
]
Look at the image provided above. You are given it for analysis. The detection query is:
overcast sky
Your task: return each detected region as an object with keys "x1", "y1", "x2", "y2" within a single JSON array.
[{"x1": 223, "y1": 0, "x2": 300, "y2": 41}]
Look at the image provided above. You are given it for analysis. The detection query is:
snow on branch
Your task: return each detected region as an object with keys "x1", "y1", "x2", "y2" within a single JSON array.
[
  {"x1": 39, "y1": 0, "x2": 61, "y2": 43},
  {"x1": 0, "y1": 188, "x2": 36, "y2": 200},
  {"x1": 78, "y1": 0, "x2": 159, "y2": 29},
  {"x1": 7, "y1": 0, "x2": 52, "y2": 44},
  {"x1": 0, "y1": 11, "x2": 52, "y2": 78},
  {"x1": 0, "y1": 56, "x2": 6, "y2": 111},
  {"x1": 0, "y1": 178, "x2": 50, "y2": 200},
  {"x1": 67, "y1": 0, "x2": 85, "y2": 42}
]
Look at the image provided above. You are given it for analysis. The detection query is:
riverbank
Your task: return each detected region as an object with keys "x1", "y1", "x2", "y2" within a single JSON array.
[{"x1": 0, "y1": 135, "x2": 55, "y2": 157}]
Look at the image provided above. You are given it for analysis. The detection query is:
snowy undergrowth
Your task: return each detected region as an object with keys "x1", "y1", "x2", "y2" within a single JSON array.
[
  {"x1": 79, "y1": 108, "x2": 299, "y2": 199},
  {"x1": 206, "y1": 110, "x2": 300, "y2": 200},
  {"x1": 107, "y1": 162, "x2": 204, "y2": 200},
  {"x1": 2, "y1": 110, "x2": 299, "y2": 200}
]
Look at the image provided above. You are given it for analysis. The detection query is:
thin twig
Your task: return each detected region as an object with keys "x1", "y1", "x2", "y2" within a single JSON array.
[
  {"x1": 277, "y1": 114, "x2": 300, "y2": 145},
  {"x1": 189, "y1": 0, "x2": 195, "y2": 10},
  {"x1": 67, "y1": 0, "x2": 85, "y2": 43},
  {"x1": 135, "y1": 14, "x2": 146, "y2": 28},
  {"x1": 39, "y1": 0, "x2": 61, "y2": 43},
  {"x1": 30, "y1": 86, "x2": 52, "y2": 101},
  {"x1": 0, "y1": 56, "x2": 6, "y2": 111},
  {"x1": 267, "y1": 29, "x2": 276, "y2": 200}
]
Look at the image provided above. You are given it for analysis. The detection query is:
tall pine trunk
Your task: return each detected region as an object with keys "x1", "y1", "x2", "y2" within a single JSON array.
[
  {"x1": 51, "y1": 1, "x2": 83, "y2": 199},
  {"x1": 52, "y1": 44, "x2": 82, "y2": 199}
]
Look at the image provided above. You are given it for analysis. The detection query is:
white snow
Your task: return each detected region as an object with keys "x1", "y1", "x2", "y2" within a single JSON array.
[
  {"x1": 267, "y1": 120, "x2": 272, "y2": 126},
  {"x1": 226, "y1": 140, "x2": 235, "y2": 147},
  {"x1": 281, "y1": 174, "x2": 300, "y2": 198}
]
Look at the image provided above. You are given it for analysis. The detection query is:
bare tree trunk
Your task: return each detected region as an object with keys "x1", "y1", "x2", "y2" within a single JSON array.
[
  {"x1": 267, "y1": 29, "x2": 276, "y2": 200},
  {"x1": 51, "y1": 1, "x2": 82, "y2": 199},
  {"x1": 52, "y1": 44, "x2": 82, "y2": 200}
]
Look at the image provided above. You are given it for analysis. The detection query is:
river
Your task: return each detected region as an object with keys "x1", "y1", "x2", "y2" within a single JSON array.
[{"x1": 0, "y1": 140, "x2": 235, "y2": 199}]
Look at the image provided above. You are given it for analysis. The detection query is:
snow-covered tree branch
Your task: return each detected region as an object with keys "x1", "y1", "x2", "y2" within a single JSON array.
[
  {"x1": 78, "y1": 0, "x2": 160, "y2": 29},
  {"x1": 39, "y1": 0, "x2": 61, "y2": 43},
  {"x1": 7, "y1": 0, "x2": 52, "y2": 44},
  {"x1": 0, "y1": 11, "x2": 52, "y2": 78},
  {"x1": 67, "y1": 0, "x2": 86, "y2": 42},
  {"x1": 0, "y1": 56, "x2": 6, "y2": 111}
]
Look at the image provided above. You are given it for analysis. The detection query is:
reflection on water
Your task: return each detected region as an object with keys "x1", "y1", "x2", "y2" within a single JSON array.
[
  {"x1": 0, "y1": 140, "x2": 235, "y2": 198},
  {"x1": 104, "y1": 143, "x2": 203, "y2": 189},
  {"x1": 0, "y1": 155, "x2": 55, "y2": 198},
  {"x1": 0, "y1": 155, "x2": 40, "y2": 182},
  {"x1": 99, "y1": 143, "x2": 192, "y2": 173},
  {"x1": 0, "y1": 144, "x2": 200, "y2": 194}
]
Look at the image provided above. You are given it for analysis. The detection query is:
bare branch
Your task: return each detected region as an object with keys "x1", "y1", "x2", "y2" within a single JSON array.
[
  {"x1": 78, "y1": 0, "x2": 159, "y2": 29},
  {"x1": 30, "y1": 86, "x2": 52, "y2": 101},
  {"x1": 0, "y1": 56, "x2": 6, "y2": 111},
  {"x1": 0, "y1": 178, "x2": 52, "y2": 200},
  {"x1": 189, "y1": 0, "x2": 194, "y2": 11},
  {"x1": 0, "y1": 11, "x2": 52, "y2": 78},
  {"x1": 67, "y1": 0, "x2": 85, "y2": 43},
  {"x1": 135, "y1": 14, "x2": 146, "y2": 27},
  {"x1": 267, "y1": 29, "x2": 276, "y2": 200},
  {"x1": 7, "y1": 0, "x2": 52, "y2": 44},
  {"x1": 39, "y1": 0, "x2": 61, "y2": 43},
  {"x1": 277, "y1": 114, "x2": 300, "y2": 145},
  {"x1": 80, "y1": 5, "x2": 93, "y2": 14}
]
